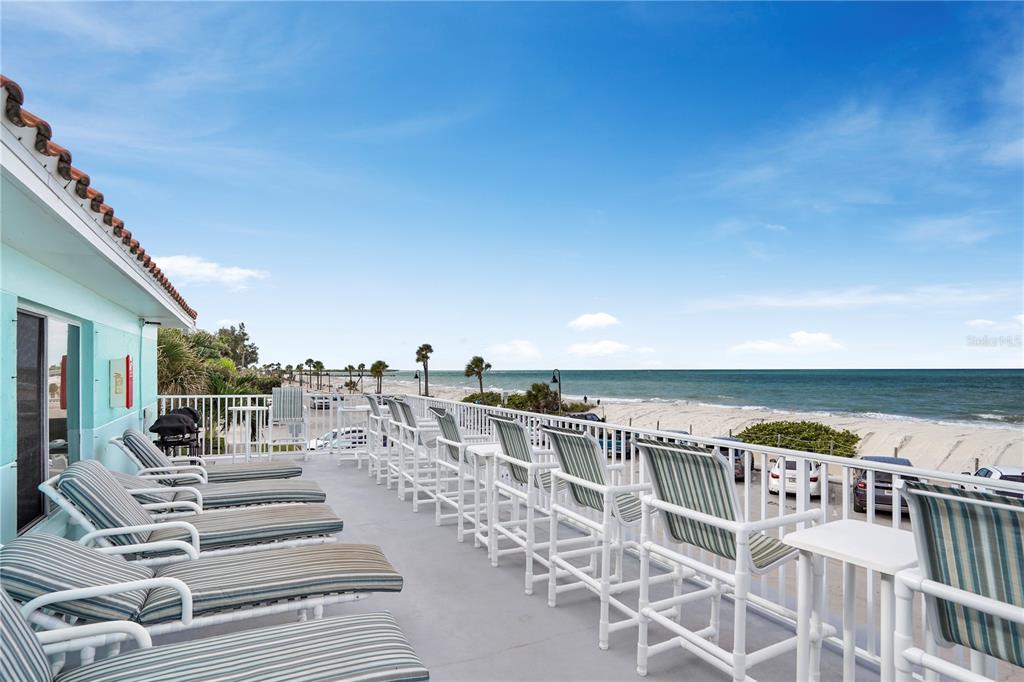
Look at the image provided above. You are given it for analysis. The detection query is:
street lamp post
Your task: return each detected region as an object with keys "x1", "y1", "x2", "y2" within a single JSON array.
[
  {"x1": 414, "y1": 371, "x2": 421, "y2": 396},
  {"x1": 550, "y1": 369, "x2": 561, "y2": 413}
]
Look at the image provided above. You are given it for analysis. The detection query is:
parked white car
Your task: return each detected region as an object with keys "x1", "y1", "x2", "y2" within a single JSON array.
[
  {"x1": 309, "y1": 427, "x2": 366, "y2": 451},
  {"x1": 958, "y1": 465, "x2": 1024, "y2": 499},
  {"x1": 768, "y1": 458, "x2": 823, "y2": 497}
]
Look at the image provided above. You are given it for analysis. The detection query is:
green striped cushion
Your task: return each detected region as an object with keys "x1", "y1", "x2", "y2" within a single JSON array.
[
  {"x1": 365, "y1": 394, "x2": 383, "y2": 417},
  {"x1": 272, "y1": 387, "x2": 304, "y2": 421},
  {"x1": 111, "y1": 471, "x2": 180, "y2": 505},
  {"x1": 0, "y1": 535, "x2": 152, "y2": 622},
  {"x1": 430, "y1": 408, "x2": 465, "y2": 463},
  {"x1": 123, "y1": 429, "x2": 175, "y2": 470},
  {"x1": 56, "y1": 611, "x2": 428, "y2": 682},
  {"x1": 489, "y1": 416, "x2": 533, "y2": 485},
  {"x1": 202, "y1": 460, "x2": 303, "y2": 484},
  {"x1": 0, "y1": 590, "x2": 51, "y2": 682},
  {"x1": 141, "y1": 544, "x2": 403, "y2": 624},
  {"x1": 904, "y1": 481, "x2": 1023, "y2": 666},
  {"x1": 146, "y1": 504, "x2": 344, "y2": 551},
  {"x1": 542, "y1": 427, "x2": 608, "y2": 514},
  {"x1": 636, "y1": 439, "x2": 742, "y2": 560},
  {"x1": 384, "y1": 398, "x2": 404, "y2": 424},
  {"x1": 56, "y1": 460, "x2": 154, "y2": 546},
  {"x1": 112, "y1": 472, "x2": 326, "y2": 508},
  {"x1": 535, "y1": 470, "x2": 567, "y2": 493}
]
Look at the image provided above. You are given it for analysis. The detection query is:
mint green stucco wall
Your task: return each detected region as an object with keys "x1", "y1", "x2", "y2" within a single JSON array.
[{"x1": 0, "y1": 245, "x2": 158, "y2": 542}]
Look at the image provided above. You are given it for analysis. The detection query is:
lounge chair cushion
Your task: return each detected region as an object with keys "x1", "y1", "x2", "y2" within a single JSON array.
[
  {"x1": 123, "y1": 429, "x2": 176, "y2": 470},
  {"x1": 56, "y1": 460, "x2": 156, "y2": 546},
  {"x1": 0, "y1": 591, "x2": 52, "y2": 682},
  {"x1": 111, "y1": 472, "x2": 326, "y2": 508},
  {"x1": 56, "y1": 611, "x2": 428, "y2": 682},
  {"x1": 146, "y1": 504, "x2": 344, "y2": 551},
  {"x1": 202, "y1": 460, "x2": 303, "y2": 484},
  {"x1": 0, "y1": 535, "x2": 153, "y2": 622},
  {"x1": 139, "y1": 544, "x2": 403, "y2": 624},
  {"x1": 124, "y1": 429, "x2": 304, "y2": 484}
]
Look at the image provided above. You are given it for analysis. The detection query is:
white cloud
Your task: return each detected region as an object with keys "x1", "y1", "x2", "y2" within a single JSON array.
[
  {"x1": 567, "y1": 340, "x2": 629, "y2": 357},
  {"x1": 155, "y1": 255, "x2": 268, "y2": 289},
  {"x1": 966, "y1": 319, "x2": 997, "y2": 328},
  {"x1": 730, "y1": 331, "x2": 845, "y2": 354},
  {"x1": 568, "y1": 312, "x2": 621, "y2": 331},
  {"x1": 695, "y1": 283, "x2": 1015, "y2": 311},
  {"x1": 1016, "y1": 314, "x2": 1024, "y2": 325},
  {"x1": 487, "y1": 339, "x2": 541, "y2": 360},
  {"x1": 635, "y1": 346, "x2": 657, "y2": 354}
]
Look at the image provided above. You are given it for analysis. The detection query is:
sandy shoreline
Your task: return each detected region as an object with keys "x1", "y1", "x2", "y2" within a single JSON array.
[{"x1": 382, "y1": 379, "x2": 1022, "y2": 474}]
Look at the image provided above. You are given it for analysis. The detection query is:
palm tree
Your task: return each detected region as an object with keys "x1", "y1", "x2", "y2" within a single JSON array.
[
  {"x1": 297, "y1": 360, "x2": 306, "y2": 386},
  {"x1": 356, "y1": 363, "x2": 366, "y2": 391},
  {"x1": 415, "y1": 344, "x2": 433, "y2": 397},
  {"x1": 304, "y1": 358, "x2": 314, "y2": 389},
  {"x1": 370, "y1": 360, "x2": 389, "y2": 394},
  {"x1": 313, "y1": 360, "x2": 325, "y2": 390},
  {"x1": 284, "y1": 364, "x2": 293, "y2": 383},
  {"x1": 464, "y1": 355, "x2": 492, "y2": 395},
  {"x1": 156, "y1": 329, "x2": 208, "y2": 394},
  {"x1": 344, "y1": 364, "x2": 356, "y2": 393}
]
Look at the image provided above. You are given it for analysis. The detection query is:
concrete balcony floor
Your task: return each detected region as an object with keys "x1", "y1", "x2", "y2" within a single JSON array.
[{"x1": 146, "y1": 454, "x2": 878, "y2": 681}]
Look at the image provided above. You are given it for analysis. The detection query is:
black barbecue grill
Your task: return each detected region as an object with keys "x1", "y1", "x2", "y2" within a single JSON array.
[{"x1": 150, "y1": 409, "x2": 201, "y2": 459}]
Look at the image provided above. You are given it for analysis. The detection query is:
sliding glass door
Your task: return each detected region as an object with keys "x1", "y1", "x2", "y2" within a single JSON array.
[{"x1": 15, "y1": 310, "x2": 80, "y2": 531}]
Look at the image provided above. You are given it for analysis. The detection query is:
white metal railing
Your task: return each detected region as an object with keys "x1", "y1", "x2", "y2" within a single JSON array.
[
  {"x1": 156, "y1": 392, "x2": 369, "y2": 457},
  {"x1": 400, "y1": 393, "x2": 1022, "y2": 681},
  {"x1": 154, "y1": 391, "x2": 1022, "y2": 680}
]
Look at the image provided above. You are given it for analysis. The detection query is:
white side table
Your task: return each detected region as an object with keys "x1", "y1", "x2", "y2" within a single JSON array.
[
  {"x1": 466, "y1": 443, "x2": 503, "y2": 557},
  {"x1": 783, "y1": 519, "x2": 918, "y2": 682}
]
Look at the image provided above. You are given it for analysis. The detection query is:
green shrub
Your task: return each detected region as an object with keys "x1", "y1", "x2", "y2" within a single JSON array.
[
  {"x1": 736, "y1": 420, "x2": 859, "y2": 457},
  {"x1": 461, "y1": 391, "x2": 503, "y2": 406},
  {"x1": 562, "y1": 401, "x2": 591, "y2": 413}
]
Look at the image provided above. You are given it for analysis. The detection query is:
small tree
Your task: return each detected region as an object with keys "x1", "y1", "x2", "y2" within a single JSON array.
[
  {"x1": 356, "y1": 363, "x2": 366, "y2": 391},
  {"x1": 415, "y1": 344, "x2": 433, "y2": 396},
  {"x1": 464, "y1": 355, "x2": 492, "y2": 395},
  {"x1": 370, "y1": 360, "x2": 389, "y2": 394}
]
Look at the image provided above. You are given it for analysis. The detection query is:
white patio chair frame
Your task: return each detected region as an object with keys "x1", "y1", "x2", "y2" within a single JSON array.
[
  {"x1": 634, "y1": 439, "x2": 825, "y2": 681},
  {"x1": 542, "y1": 426, "x2": 679, "y2": 652},
  {"x1": 894, "y1": 484, "x2": 1024, "y2": 682},
  {"x1": 364, "y1": 394, "x2": 391, "y2": 482},
  {"x1": 388, "y1": 399, "x2": 440, "y2": 509},
  {"x1": 486, "y1": 416, "x2": 596, "y2": 596},
  {"x1": 430, "y1": 407, "x2": 493, "y2": 543},
  {"x1": 39, "y1": 472, "x2": 338, "y2": 568},
  {"x1": 18, "y1": 569, "x2": 368, "y2": 649}
]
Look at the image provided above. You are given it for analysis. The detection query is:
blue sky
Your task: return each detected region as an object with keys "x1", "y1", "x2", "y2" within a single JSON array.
[{"x1": 3, "y1": 2, "x2": 1022, "y2": 370}]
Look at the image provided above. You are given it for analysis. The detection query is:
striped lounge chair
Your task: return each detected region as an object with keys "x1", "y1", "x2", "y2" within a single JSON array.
[
  {"x1": 0, "y1": 589, "x2": 428, "y2": 682},
  {"x1": 109, "y1": 470, "x2": 326, "y2": 510},
  {"x1": 429, "y1": 408, "x2": 492, "y2": 543},
  {"x1": 2, "y1": 534, "x2": 403, "y2": 638},
  {"x1": 541, "y1": 426, "x2": 669, "y2": 651},
  {"x1": 118, "y1": 429, "x2": 302, "y2": 484},
  {"x1": 894, "y1": 481, "x2": 1023, "y2": 682},
  {"x1": 633, "y1": 438, "x2": 824, "y2": 680},
  {"x1": 40, "y1": 460, "x2": 343, "y2": 566}
]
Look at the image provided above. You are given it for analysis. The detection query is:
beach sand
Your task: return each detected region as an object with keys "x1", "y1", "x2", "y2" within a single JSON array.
[{"x1": 384, "y1": 380, "x2": 1023, "y2": 475}]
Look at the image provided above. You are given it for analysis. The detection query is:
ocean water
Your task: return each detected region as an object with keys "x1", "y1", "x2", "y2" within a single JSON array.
[{"x1": 399, "y1": 369, "x2": 1024, "y2": 426}]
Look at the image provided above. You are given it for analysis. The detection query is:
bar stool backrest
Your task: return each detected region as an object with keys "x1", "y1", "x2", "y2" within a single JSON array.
[
  {"x1": 489, "y1": 415, "x2": 534, "y2": 486},
  {"x1": 430, "y1": 408, "x2": 463, "y2": 463},
  {"x1": 902, "y1": 481, "x2": 1023, "y2": 666},
  {"x1": 635, "y1": 438, "x2": 742, "y2": 562},
  {"x1": 542, "y1": 426, "x2": 610, "y2": 514}
]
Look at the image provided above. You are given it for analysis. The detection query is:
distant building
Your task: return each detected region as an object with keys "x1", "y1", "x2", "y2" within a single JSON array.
[{"x1": 1, "y1": 76, "x2": 197, "y2": 542}]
